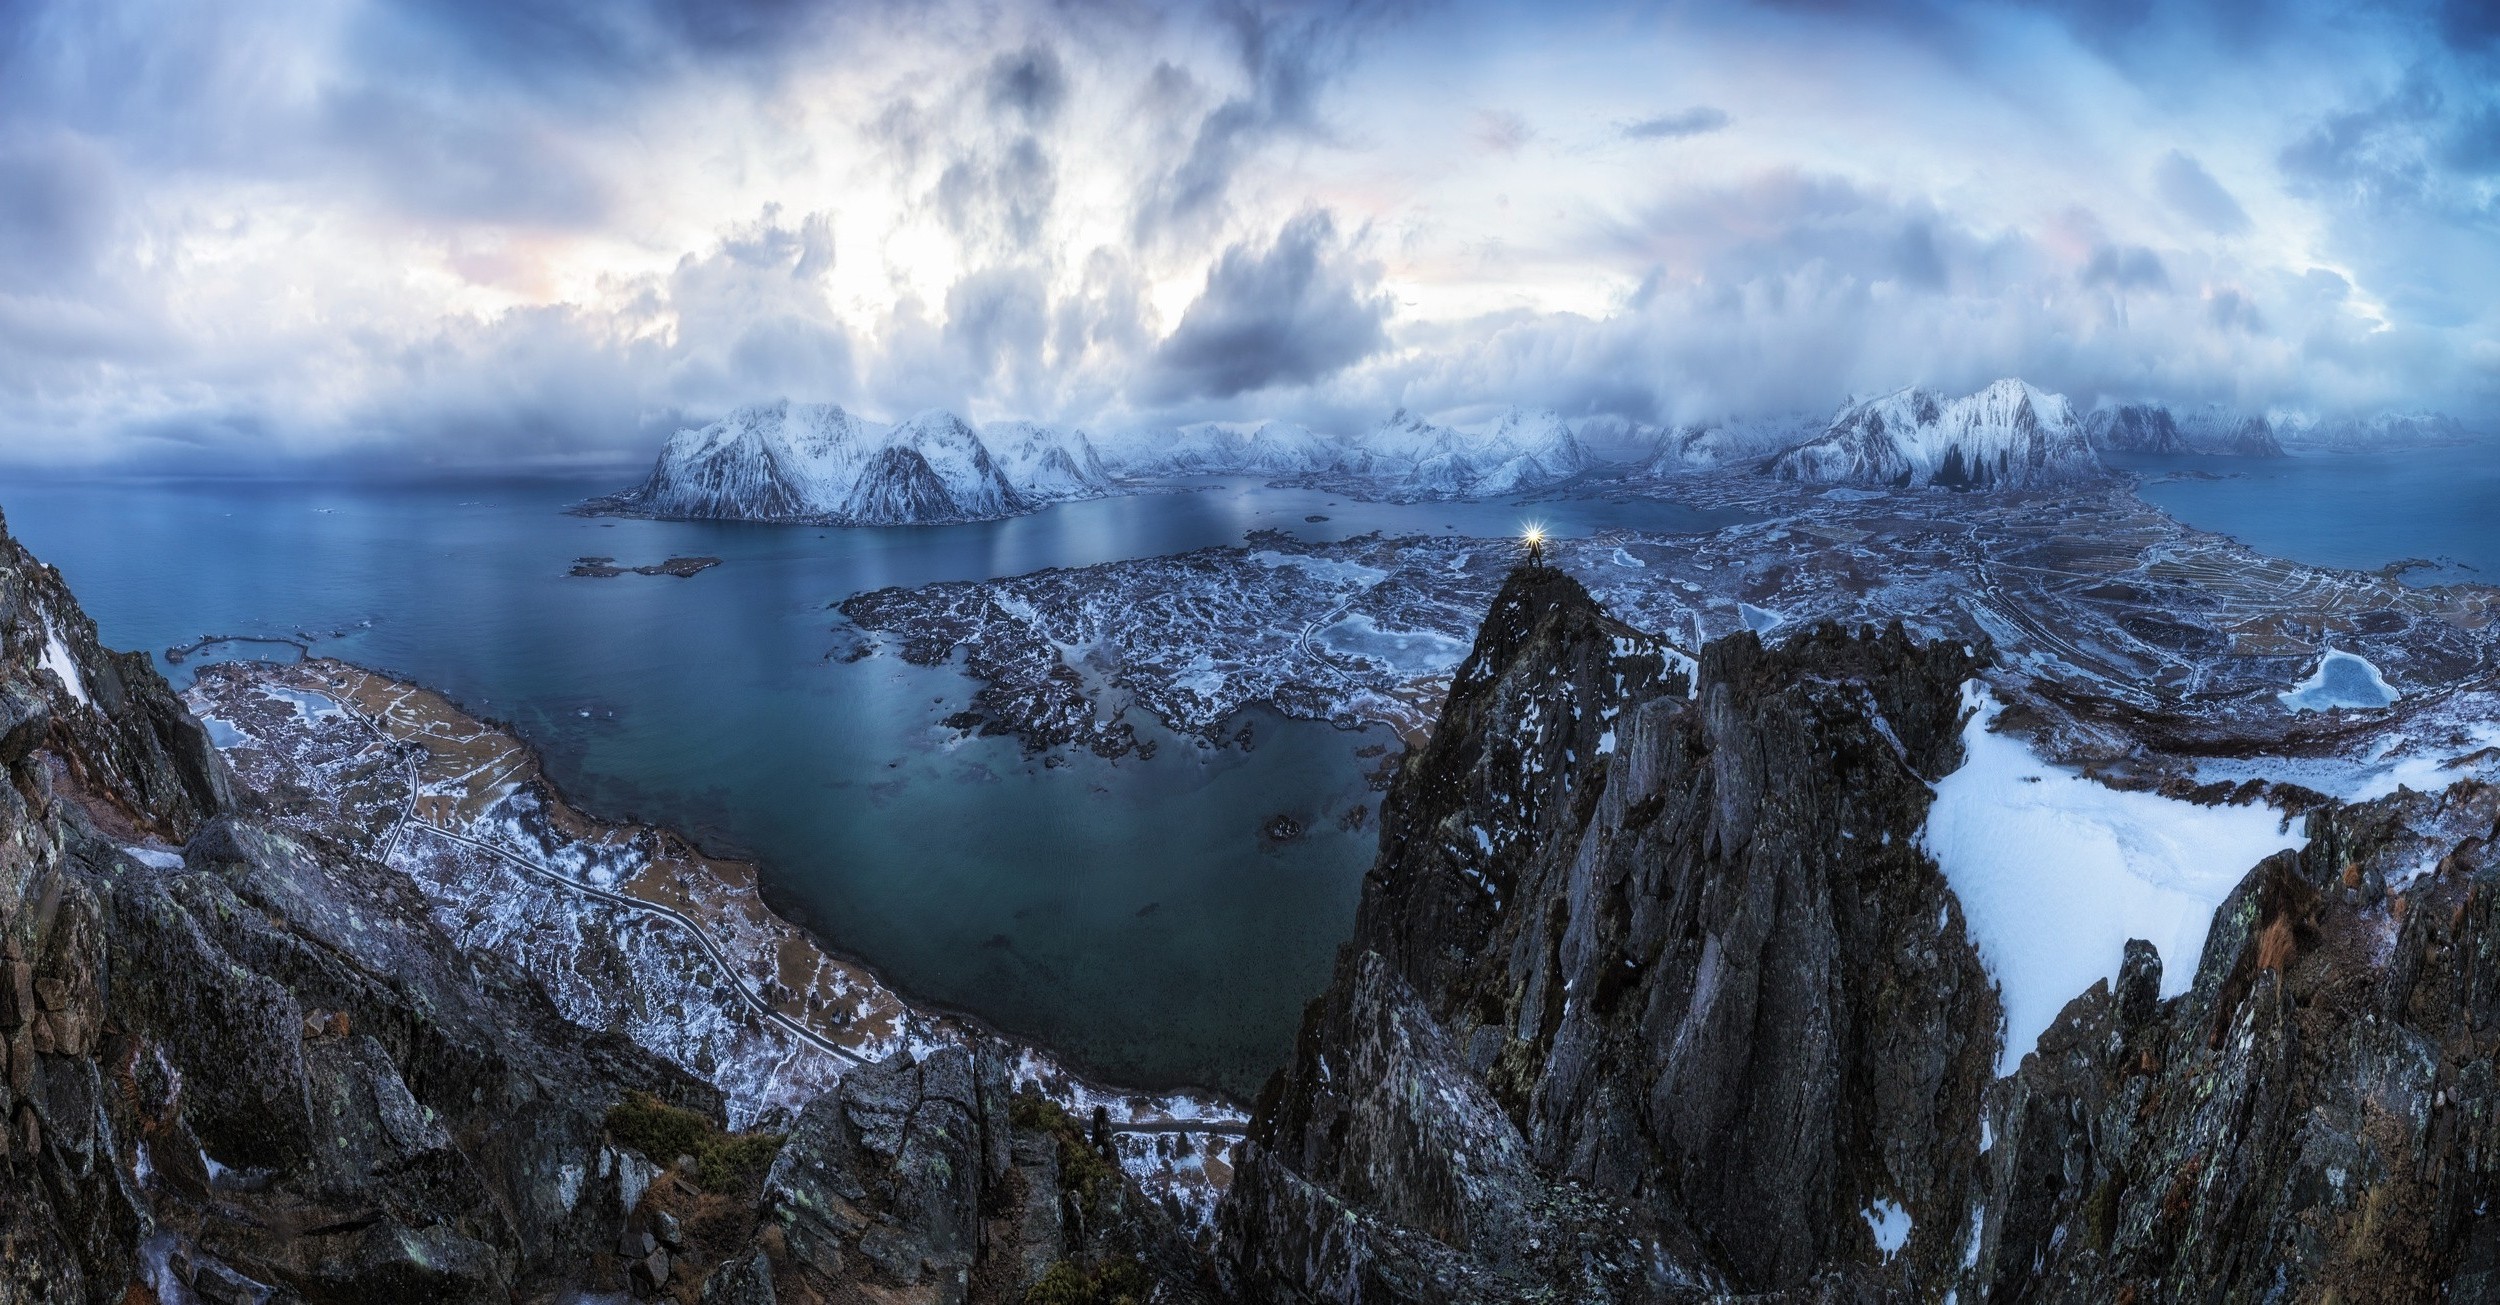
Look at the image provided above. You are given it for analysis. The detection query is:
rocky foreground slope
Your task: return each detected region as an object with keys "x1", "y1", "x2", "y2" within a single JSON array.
[
  {"x1": 1217, "y1": 563, "x2": 2500, "y2": 1301},
  {"x1": 0, "y1": 513, "x2": 1211, "y2": 1304}
]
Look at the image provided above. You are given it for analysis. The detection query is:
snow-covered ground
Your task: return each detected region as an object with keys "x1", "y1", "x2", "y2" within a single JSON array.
[
  {"x1": 37, "y1": 610, "x2": 89, "y2": 706},
  {"x1": 1923, "y1": 684, "x2": 2308, "y2": 1074}
]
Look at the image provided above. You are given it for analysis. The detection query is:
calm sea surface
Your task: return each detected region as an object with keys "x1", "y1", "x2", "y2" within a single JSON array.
[
  {"x1": 2111, "y1": 443, "x2": 2500, "y2": 584},
  {"x1": 0, "y1": 474, "x2": 1748, "y2": 1097}
]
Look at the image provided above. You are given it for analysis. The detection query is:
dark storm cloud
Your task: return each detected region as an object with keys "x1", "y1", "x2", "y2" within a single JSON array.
[
  {"x1": 317, "y1": 86, "x2": 616, "y2": 227},
  {"x1": 934, "y1": 136, "x2": 1059, "y2": 250},
  {"x1": 1624, "y1": 107, "x2": 1729, "y2": 140},
  {"x1": 714, "y1": 205, "x2": 837, "y2": 281},
  {"x1": 383, "y1": 0, "x2": 826, "y2": 86},
  {"x1": 2278, "y1": 73, "x2": 2500, "y2": 222},
  {"x1": 2277, "y1": 65, "x2": 2499, "y2": 328},
  {"x1": 0, "y1": 132, "x2": 116, "y2": 289},
  {"x1": 1147, "y1": 211, "x2": 1390, "y2": 402},
  {"x1": 2153, "y1": 150, "x2": 2250, "y2": 235},
  {"x1": 948, "y1": 267, "x2": 1049, "y2": 370},
  {"x1": 2206, "y1": 286, "x2": 2262, "y2": 333},
  {"x1": 4, "y1": 0, "x2": 2497, "y2": 467},
  {"x1": 1132, "y1": 2, "x2": 1393, "y2": 241},
  {"x1": 1603, "y1": 171, "x2": 1995, "y2": 295},
  {"x1": 2082, "y1": 243, "x2": 2169, "y2": 292},
  {"x1": 988, "y1": 44, "x2": 1068, "y2": 123}
]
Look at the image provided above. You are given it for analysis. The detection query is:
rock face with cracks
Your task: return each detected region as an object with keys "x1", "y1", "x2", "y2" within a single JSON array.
[
  {"x1": 1219, "y1": 563, "x2": 1999, "y2": 1300},
  {"x1": 1218, "y1": 562, "x2": 2500, "y2": 1301},
  {"x1": 0, "y1": 510, "x2": 1206, "y2": 1305}
]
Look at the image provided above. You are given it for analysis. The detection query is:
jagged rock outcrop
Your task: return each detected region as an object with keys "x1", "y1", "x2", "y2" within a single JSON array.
[
  {"x1": 1220, "y1": 558, "x2": 2500, "y2": 1301},
  {"x1": 1970, "y1": 783, "x2": 2500, "y2": 1301},
  {"x1": 0, "y1": 507, "x2": 721, "y2": 1301},
  {"x1": 733, "y1": 1046, "x2": 1211, "y2": 1304},
  {"x1": 0, "y1": 510, "x2": 1207, "y2": 1304},
  {"x1": 1220, "y1": 563, "x2": 2001, "y2": 1300}
]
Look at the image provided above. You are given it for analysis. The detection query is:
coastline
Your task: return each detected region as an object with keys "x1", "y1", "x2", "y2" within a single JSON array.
[{"x1": 186, "y1": 654, "x2": 1250, "y2": 1227}]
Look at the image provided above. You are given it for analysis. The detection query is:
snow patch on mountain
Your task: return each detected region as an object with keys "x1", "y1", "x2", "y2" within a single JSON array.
[
  {"x1": 1647, "y1": 414, "x2": 1823, "y2": 472},
  {"x1": 2084, "y1": 402, "x2": 2284, "y2": 456},
  {"x1": 591, "y1": 401, "x2": 1113, "y2": 525},
  {"x1": 1923, "y1": 683, "x2": 2307, "y2": 1074},
  {"x1": 1343, "y1": 406, "x2": 1598, "y2": 498},
  {"x1": 1770, "y1": 379, "x2": 2103, "y2": 490}
]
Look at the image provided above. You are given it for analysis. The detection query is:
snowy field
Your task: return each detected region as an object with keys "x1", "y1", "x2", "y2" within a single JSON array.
[{"x1": 1923, "y1": 684, "x2": 2308, "y2": 1072}]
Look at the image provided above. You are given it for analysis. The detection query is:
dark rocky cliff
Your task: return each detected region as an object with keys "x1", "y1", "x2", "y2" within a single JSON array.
[
  {"x1": 1219, "y1": 562, "x2": 2500, "y2": 1301},
  {"x1": 0, "y1": 512, "x2": 1208, "y2": 1305},
  {"x1": 1219, "y1": 563, "x2": 1996, "y2": 1300},
  {"x1": 1971, "y1": 784, "x2": 2500, "y2": 1301}
]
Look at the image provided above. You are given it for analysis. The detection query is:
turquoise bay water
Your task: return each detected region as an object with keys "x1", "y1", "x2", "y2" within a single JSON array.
[{"x1": 0, "y1": 475, "x2": 1748, "y2": 1097}]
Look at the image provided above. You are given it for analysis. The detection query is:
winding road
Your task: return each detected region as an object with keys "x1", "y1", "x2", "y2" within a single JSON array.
[{"x1": 361, "y1": 723, "x2": 1248, "y2": 1139}]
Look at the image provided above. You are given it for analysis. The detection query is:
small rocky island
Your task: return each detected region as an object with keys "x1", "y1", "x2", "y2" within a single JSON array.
[{"x1": 569, "y1": 554, "x2": 723, "y2": 578}]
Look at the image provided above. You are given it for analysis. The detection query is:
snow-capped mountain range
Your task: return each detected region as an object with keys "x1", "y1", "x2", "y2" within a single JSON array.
[
  {"x1": 1646, "y1": 414, "x2": 1825, "y2": 473},
  {"x1": 2083, "y1": 403, "x2": 2286, "y2": 456},
  {"x1": 1343, "y1": 407, "x2": 1598, "y2": 498},
  {"x1": 1769, "y1": 379, "x2": 2103, "y2": 490},
  {"x1": 1103, "y1": 406, "x2": 1599, "y2": 500},
  {"x1": 1107, "y1": 420, "x2": 1342, "y2": 477},
  {"x1": 589, "y1": 386, "x2": 2483, "y2": 524},
  {"x1": 586, "y1": 401, "x2": 1114, "y2": 526}
]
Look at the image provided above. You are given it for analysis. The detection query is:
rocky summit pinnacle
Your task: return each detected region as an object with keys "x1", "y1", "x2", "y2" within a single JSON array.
[{"x1": 1217, "y1": 561, "x2": 2500, "y2": 1302}]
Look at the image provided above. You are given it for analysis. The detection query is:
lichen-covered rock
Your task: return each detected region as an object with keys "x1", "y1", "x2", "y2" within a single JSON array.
[
  {"x1": 730, "y1": 1043, "x2": 1212, "y2": 1304},
  {"x1": 1966, "y1": 785, "x2": 2500, "y2": 1301}
]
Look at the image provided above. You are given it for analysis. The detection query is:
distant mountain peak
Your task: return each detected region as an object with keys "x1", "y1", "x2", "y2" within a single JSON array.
[
  {"x1": 1770, "y1": 378, "x2": 2101, "y2": 491},
  {"x1": 589, "y1": 402, "x2": 1110, "y2": 526}
]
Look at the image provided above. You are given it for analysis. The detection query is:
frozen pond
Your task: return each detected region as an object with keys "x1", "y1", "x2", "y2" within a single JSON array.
[{"x1": 2279, "y1": 649, "x2": 2399, "y2": 713}]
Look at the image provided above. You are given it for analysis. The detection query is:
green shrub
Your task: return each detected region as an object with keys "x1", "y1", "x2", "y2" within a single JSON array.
[
  {"x1": 1023, "y1": 1257, "x2": 1150, "y2": 1305},
  {"x1": 605, "y1": 1091, "x2": 785, "y2": 1195},
  {"x1": 1009, "y1": 1092, "x2": 1118, "y2": 1206}
]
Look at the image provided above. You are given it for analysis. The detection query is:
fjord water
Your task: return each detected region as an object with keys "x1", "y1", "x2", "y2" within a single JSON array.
[
  {"x1": 1, "y1": 475, "x2": 1747, "y2": 1097},
  {"x1": 2113, "y1": 443, "x2": 2500, "y2": 584}
]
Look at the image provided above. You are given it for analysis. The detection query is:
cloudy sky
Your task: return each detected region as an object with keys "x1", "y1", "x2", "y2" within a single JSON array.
[{"x1": 2, "y1": 0, "x2": 2494, "y2": 471}]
